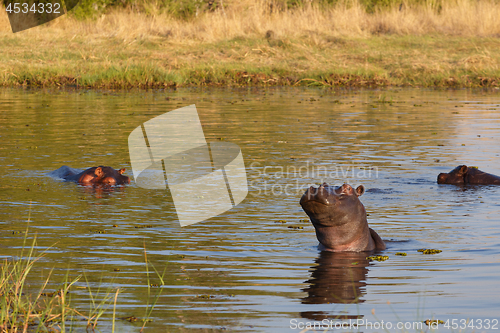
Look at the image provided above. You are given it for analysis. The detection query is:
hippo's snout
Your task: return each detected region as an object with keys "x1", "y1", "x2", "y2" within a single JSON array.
[
  {"x1": 437, "y1": 173, "x2": 447, "y2": 184},
  {"x1": 300, "y1": 185, "x2": 332, "y2": 206}
]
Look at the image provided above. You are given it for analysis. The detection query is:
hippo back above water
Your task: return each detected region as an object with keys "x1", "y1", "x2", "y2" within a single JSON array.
[
  {"x1": 300, "y1": 183, "x2": 385, "y2": 252},
  {"x1": 437, "y1": 165, "x2": 500, "y2": 185},
  {"x1": 49, "y1": 166, "x2": 131, "y2": 186}
]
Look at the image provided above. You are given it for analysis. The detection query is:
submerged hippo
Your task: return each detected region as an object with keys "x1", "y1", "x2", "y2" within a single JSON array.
[
  {"x1": 437, "y1": 165, "x2": 500, "y2": 185},
  {"x1": 300, "y1": 183, "x2": 385, "y2": 252},
  {"x1": 49, "y1": 165, "x2": 131, "y2": 186}
]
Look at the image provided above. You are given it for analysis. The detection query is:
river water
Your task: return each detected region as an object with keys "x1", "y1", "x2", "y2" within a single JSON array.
[{"x1": 1, "y1": 87, "x2": 499, "y2": 332}]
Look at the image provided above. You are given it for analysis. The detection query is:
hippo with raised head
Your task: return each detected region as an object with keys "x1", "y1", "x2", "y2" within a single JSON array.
[
  {"x1": 437, "y1": 165, "x2": 500, "y2": 185},
  {"x1": 49, "y1": 166, "x2": 131, "y2": 186},
  {"x1": 300, "y1": 183, "x2": 385, "y2": 252}
]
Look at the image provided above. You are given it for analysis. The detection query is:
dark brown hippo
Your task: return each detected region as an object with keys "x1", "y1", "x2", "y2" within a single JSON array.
[
  {"x1": 300, "y1": 183, "x2": 385, "y2": 252},
  {"x1": 437, "y1": 165, "x2": 500, "y2": 185},
  {"x1": 49, "y1": 165, "x2": 131, "y2": 186}
]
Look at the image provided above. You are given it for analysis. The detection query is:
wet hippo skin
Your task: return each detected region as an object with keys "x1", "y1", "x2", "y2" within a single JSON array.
[
  {"x1": 49, "y1": 165, "x2": 131, "y2": 186},
  {"x1": 437, "y1": 165, "x2": 500, "y2": 185},
  {"x1": 300, "y1": 183, "x2": 386, "y2": 252}
]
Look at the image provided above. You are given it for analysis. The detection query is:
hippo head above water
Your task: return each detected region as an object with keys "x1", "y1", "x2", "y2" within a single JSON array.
[
  {"x1": 76, "y1": 166, "x2": 131, "y2": 186},
  {"x1": 48, "y1": 165, "x2": 131, "y2": 186},
  {"x1": 300, "y1": 183, "x2": 385, "y2": 252},
  {"x1": 437, "y1": 165, "x2": 500, "y2": 185}
]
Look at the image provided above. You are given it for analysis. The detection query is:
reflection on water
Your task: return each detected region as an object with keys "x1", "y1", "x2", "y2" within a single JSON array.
[
  {"x1": 1, "y1": 87, "x2": 500, "y2": 332},
  {"x1": 301, "y1": 251, "x2": 369, "y2": 321}
]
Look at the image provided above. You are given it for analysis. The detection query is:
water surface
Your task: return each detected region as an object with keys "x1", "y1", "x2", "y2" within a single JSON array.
[{"x1": 1, "y1": 87, "x2": 500, "y2": 332}]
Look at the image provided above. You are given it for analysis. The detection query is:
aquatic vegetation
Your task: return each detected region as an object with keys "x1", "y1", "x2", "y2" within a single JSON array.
[
  {"x1": 422, "y1": 249, "x2": 442, "y2": 254},
  {"x1": 39, "y1": 289, "x2": 66, "y2": 298},
  {"x1": 120, "y1": 316, "x2": 153, "y2": 323},
  {"x1": 1, "y1": 212, "x2": 163, "y2": 332},
  {"x1": 424, "y1": 319, "x2": 445, "y2": 325},
  {"x1": 418, "y1": 249, "x2": 442, "y2": 254},
  {"x1": 395, "y1": 252, "x2": 407, "y2": 256},
  {"x1": 366, "y1": 255, "x2": 389, "y2": 261},
  {"x1": 122, "y1": 316, "x2": 137, "y2": 322},
  {"x1": 287, "y1": 225, "x2": 304, "y2": 230},
  {"x1": 0, "y1": 238, "x2": 80, "y2": 332}
]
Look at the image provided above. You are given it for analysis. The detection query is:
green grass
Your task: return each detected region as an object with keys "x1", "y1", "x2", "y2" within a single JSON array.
[
  {"x1": 0, "y1": 227, "x2": 81, "y2": 332},
  {"x1": 2, "y1": 34, "x2": 499, "y2": 89},
  {"x1": 0, "y1": 215, "x2": 164, "y2": 332}
]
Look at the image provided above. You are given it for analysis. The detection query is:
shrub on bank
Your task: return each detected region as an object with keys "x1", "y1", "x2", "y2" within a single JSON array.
[
  {"x1": 67, "y1": 0, "x2": 451, "y2": 19},
  {"x1": 68, "y1": 0, "x2": 220, "y2": 19}
]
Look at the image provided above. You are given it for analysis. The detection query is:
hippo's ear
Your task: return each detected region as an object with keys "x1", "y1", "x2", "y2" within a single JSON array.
[
  {"x1": 119, "y1": 168, "x2": 126, "y2": 175},
  {"x1": 95, "y1": 167, "x2": 104, "y2": 178},
  {"x1": 460, "y1": 165, "x2": 468, "y2": 175},
  {"x1": 355, "y1": 185, "x2": 365, "y2": 197}
]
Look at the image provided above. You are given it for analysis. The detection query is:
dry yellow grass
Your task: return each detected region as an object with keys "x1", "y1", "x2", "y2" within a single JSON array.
[
  {"x1": 1, "y1": 0, "x2": 500, "y2": 87},
  {"x1": 2, "y1": 0, "x2": 500, "y2": 40}
]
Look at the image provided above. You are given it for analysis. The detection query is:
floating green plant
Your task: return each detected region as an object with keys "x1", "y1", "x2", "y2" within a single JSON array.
[
  {"x1": 287, "y1": 226, "x2": 304, "y2": 230},
  {"x1": 367, "y1": 255, "x2": 389, "y2": 261},
  {"x1": 424, "y1": 319, "x2": 445, "y2": 325},
  {"x1": 418, "y1": 249, "x2": 442, "y2": 254}
]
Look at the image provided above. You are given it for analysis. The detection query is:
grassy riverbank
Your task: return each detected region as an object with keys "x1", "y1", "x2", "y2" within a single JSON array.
[{"x1": 1, "y1": 0, "x2": 500, "y2": 88}]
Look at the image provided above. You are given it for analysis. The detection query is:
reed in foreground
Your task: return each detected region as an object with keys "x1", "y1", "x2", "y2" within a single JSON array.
[
  {"x1": 0, "y1": 230, "x2": 163, "y2": 332},
  {"x1": 0, "y1": 236, "x2": 80, "y2": 332},
  {"x1": 0, "y1": 225, "x2": 125, "y2": 333}
]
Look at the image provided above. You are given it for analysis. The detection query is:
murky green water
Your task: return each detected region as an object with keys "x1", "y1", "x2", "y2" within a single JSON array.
[{"x1": 1, "y1": 87, "x2": 500, "y2": 332}]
